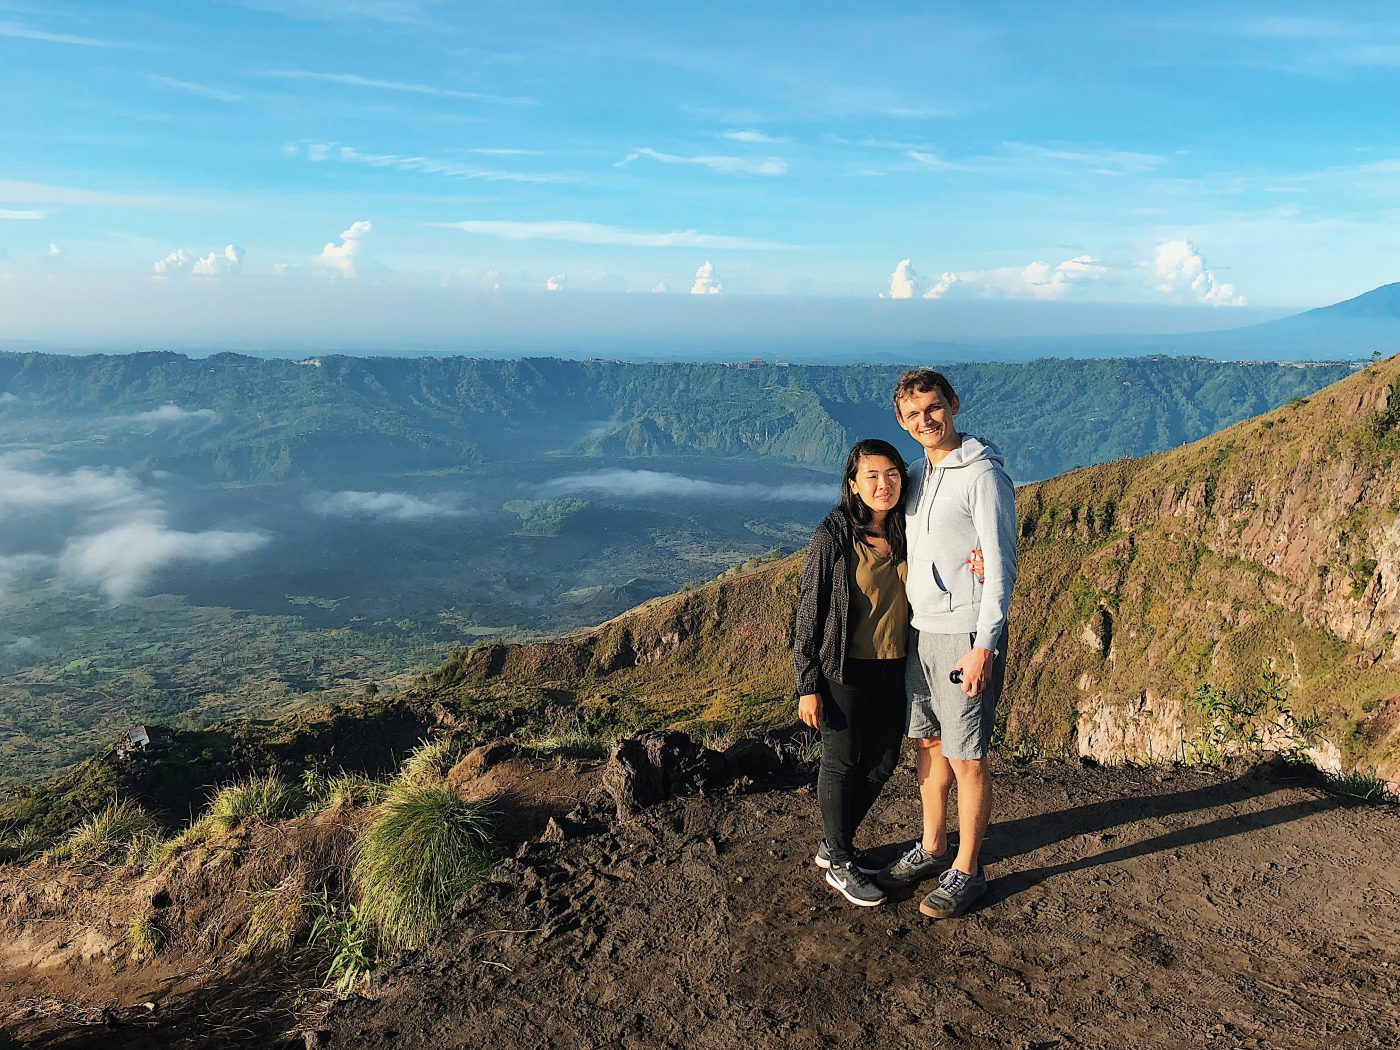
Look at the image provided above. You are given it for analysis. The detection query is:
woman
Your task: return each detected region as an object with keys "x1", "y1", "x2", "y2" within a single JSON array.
[{"x1": 793, "y1": 438, "x2": 980, "y2": 907}]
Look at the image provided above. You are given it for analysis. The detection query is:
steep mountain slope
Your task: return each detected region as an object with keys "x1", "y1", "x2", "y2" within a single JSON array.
[{"x1": 438, "y1": 356, "x2": 1400, "y2": 780}]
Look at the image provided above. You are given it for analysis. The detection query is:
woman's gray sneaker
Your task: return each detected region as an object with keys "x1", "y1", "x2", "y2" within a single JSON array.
[
  {"x1": 876, "y1": 842, "x2": 951, "y2": 889},
  {"x1": 918, "y1": 866, "x2": 986, "y2": 918},
  {"x1": 825, "y1": 861, "x2": 888, "y2": 907},
  {"x1": 815, "y1": 841, "x2": 882, "y2": 875}
]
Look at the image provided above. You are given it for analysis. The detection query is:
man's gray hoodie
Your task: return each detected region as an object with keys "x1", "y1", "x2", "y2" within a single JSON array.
[{"x1": 904, "y1": 434, "x2": 1017, "y2": 652}]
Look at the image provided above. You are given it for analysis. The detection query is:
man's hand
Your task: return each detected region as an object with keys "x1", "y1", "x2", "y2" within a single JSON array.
[
  {"x1": 952, "y1": 647, "x2": 995, "y2": 697},
  {"x1": 798, "y1": 692, "x2": 822, "y2": 729}
]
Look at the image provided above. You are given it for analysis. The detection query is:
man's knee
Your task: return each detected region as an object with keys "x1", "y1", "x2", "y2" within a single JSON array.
[
  {"x1": 948, "y1": 755, "x2": 990, "y2": 781},
  {"x1": 915, "y1": 736, "x2": 943, "y2": 752}
]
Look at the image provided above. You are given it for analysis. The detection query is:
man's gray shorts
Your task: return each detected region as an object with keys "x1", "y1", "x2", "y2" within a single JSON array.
[{"x1": 905, "y1": 628, "x2": 1007, "y2": 760}]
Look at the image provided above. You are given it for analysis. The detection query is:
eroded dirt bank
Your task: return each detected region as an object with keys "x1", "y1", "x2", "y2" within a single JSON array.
[{"x1": 321, "y1": 758, "x2": 1400, "y2": 1050}]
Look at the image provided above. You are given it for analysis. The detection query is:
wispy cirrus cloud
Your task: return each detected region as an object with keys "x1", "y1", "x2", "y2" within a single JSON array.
[
  {"x1": 431, "y1": 218, "x2": 795, "y2": 250},
  {"x1": 0, "y1": 180, "x2": 165, "y2": 207},
  {"x1": 0, "y1": 20, "x2": 119, "y2": 47},
  {"x1": 618, "y1": 147, "x2": 787, "y2": 177},
  {"x1": 0, "y1": 209, "x2": 47, "y2": 220},
  {"x1": 721, "y1": 129, "x2": 782, "y2": 144},
  {"x1": 433, "y1": 219, "x2": 791, "y2": 251},
  {"x1": 150, "y1": 75, "x2": 246, "y2": 103},
  {"x1": 309, "y1": 143, "x2": 571, "y2": 184},
  {"x1": 254, "y1": 69, "x2": 533, "y2": 104},
  {"x1": 1005, "y1": 142, "x2": 1168, "y2": 175}
]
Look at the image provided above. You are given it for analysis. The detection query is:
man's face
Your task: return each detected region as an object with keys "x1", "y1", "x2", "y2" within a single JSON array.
[{"x1": 895, "y1": 387, "x2": 960, "y2": 454}]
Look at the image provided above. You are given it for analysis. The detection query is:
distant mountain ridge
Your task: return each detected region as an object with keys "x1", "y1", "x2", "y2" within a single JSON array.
[
  {"x1": 435, "y1": 355, "x2": 1400, "y2": 783},
  {"x1": 0, "y1": 352, "x2": 1360, "y2": 484}
]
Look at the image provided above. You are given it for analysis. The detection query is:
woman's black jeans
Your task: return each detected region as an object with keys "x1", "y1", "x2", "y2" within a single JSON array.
[{"x1": 817, "y1": 657, "x2": 906, "y2": 867}]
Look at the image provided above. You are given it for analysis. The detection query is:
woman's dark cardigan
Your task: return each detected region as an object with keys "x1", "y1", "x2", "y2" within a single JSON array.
[{"x1": 793, "y1": 508, "x2": 856, "y2": 696}]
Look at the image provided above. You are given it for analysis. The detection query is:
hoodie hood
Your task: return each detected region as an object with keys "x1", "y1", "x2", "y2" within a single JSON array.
[{"x1": 926, "y1": 434, "x2": 1007, "y2": 473}]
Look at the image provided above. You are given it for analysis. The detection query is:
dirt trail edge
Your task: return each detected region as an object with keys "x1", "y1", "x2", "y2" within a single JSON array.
[{"x1": 319, "y1": 757, "x2": 1399, "y2": 1050}]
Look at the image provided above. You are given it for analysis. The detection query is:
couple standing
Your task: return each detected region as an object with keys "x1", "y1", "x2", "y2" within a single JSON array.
[{"x1": 793, "y1": 368, "x2": 1017, "y2": 917}]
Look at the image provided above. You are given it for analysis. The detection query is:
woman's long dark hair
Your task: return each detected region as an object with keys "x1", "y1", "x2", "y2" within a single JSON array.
[{"x1": 840, "y1": 438, "x2": 908, "y2": 562}]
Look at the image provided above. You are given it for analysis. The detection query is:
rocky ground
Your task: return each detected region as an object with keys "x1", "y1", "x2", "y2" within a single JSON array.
[
  {"x1": 319, "y1": 751, "x2": 1399, "y2": 1050},
  {"x1": 7, "y1": 743, "x2": 1399, "y2": 1050}
]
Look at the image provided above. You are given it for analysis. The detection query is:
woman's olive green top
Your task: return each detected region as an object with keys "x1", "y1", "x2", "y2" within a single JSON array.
[{"x1": 845, "y1": 537, "x2": 909, "y2": 660}]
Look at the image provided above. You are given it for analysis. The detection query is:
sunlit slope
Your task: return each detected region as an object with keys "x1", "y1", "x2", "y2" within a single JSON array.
[{"x1": 437, "y1": 357, "x2": 1400, "y2": 776}]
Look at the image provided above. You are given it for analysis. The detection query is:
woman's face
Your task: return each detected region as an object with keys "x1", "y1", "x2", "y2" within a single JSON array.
[{"x1": 848, "y1": 454, "x2": 902, "y2": 515}]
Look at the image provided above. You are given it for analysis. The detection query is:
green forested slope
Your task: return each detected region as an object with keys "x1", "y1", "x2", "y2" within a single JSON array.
[{"x1": 0, "y1": 352, "x2": 1357, "y2": 483}]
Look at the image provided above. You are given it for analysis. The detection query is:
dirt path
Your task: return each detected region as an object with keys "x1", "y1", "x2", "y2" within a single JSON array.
[{"x1": 322, "y1": 758, "x2": 1400, "y2": 1050}]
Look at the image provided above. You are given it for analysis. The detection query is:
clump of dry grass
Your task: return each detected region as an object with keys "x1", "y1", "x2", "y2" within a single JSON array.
[{"x1": 46, "y1": 799, "x2": 159, "y2": 864}]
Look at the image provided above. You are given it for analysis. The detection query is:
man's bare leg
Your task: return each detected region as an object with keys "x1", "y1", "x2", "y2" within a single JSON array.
[
  {"x1": 916, "y1": 737, "x2": 953, "y2": 854},
  {"x1": 947, "y1": 756, "x2": 991, "y2": 876}
]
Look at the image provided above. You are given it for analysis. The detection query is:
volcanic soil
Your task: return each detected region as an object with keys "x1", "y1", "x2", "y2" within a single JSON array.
[{"x1": 319, "y1": 754, "x2": 1399, "y2": 1050}]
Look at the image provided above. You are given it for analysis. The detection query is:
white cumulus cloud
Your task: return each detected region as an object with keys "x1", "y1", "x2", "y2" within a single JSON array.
[
  {"x1": 152, "y1": 249, "x2": 191, "y2": 277},
  {"x1": 651, "y1": 282, "x2": 669, "y2": 294},
  {"x1": 318, "y1": 219, "x2": 372, "y2": 277},
  {"x1": 690, "y1": 260, "x2": 722, "y2": 295},
  {"x1": 882, "y1": 258, "x2": 920, "y2": 299},
  {"x1": 1153, "y1": 240, "x2": 1247, "y2": 306},
  {"x1": 306, "y1": 490, "x2": 464, "y2": 523},
  {"x1": 545, "y1": 272, "x2": 567, "y2": 291},
  {"x1": 885, "y1": 254, "x2": 1108, "y2": 301},
  {"x1": 192, "y1": 243, "x2": 244, "y2": 277}
]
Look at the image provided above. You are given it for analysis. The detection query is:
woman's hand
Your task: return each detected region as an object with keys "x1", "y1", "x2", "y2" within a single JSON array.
[
  {"x1": 798, "y1": 693, "x2": 822, "y2": 729},
  {"x1": 967, "y1": 547, "x2": 985, "y2": 583}
]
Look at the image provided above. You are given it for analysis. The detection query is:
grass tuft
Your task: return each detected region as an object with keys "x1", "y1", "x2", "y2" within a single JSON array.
[
  {"x1": 207, "y1": 772, "x2": 303, "y2": 832},
  {"x1": 244, "y1": 872, "x2": 310, "y2": 955},
  {"x1": 521, "y1": 731, "x2": 609, "y2": 760},
  {"x1": 1323, "y1": 768, "x2": 1398, "y2": 804},
  {"x1": 324, "y1": 773, "x2": 388, "y2": 808},
  {"x1": 398, "y1": 738, "x2": 461, "y2": 785},
  {"x1": 48, "y1": 799, "x2": 159, "y2": 865},
  {"x1": 352, "y1": 781, "x2": 493, "y2": 950},
  {"x1": 129, "y1": 915, "x2": 165, "y2": 958}
]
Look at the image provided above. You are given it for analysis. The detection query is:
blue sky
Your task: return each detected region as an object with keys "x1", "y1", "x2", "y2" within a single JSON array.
[{"x1": 0, "y1": 1, "x2": 1397, "y2": 347}]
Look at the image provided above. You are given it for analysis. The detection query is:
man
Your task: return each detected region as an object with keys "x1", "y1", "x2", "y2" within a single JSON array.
[{"x1": 878, "y1": 368, "x2": 1017, "y2": 919}]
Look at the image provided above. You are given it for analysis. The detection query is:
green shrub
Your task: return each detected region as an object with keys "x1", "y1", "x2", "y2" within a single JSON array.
[
  {"x1": 207, "y1": 772, "x2": 303, "y2": 832},
  {"x1": 306, "y1": 890, "x2": 377, "y2": 993},
  {"x1": 352, "y1": 782, "x2": 493, "y2": 950},
  {"x1": 49, "y1": 799, "x2": 159, "y2": 864}
]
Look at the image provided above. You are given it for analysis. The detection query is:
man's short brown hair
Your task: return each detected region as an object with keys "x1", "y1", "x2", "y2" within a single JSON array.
[{"x1": 892, "y1": 368, "x2": 957, "y2": 412}]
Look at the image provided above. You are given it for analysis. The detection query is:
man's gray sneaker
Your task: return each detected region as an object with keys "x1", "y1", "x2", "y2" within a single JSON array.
[
  {"x1": 876, "y1": 841, "x2": 952, "y2": 889},
  {"x1": 919, "y1": 865, "x2": 986, "y2": 918},
  {"x1": 815, "y1": 841, "x2": 882, "y2": 875},
  {"x1": 825, "y1": 861, "x2": 887, "y2": 908}
]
